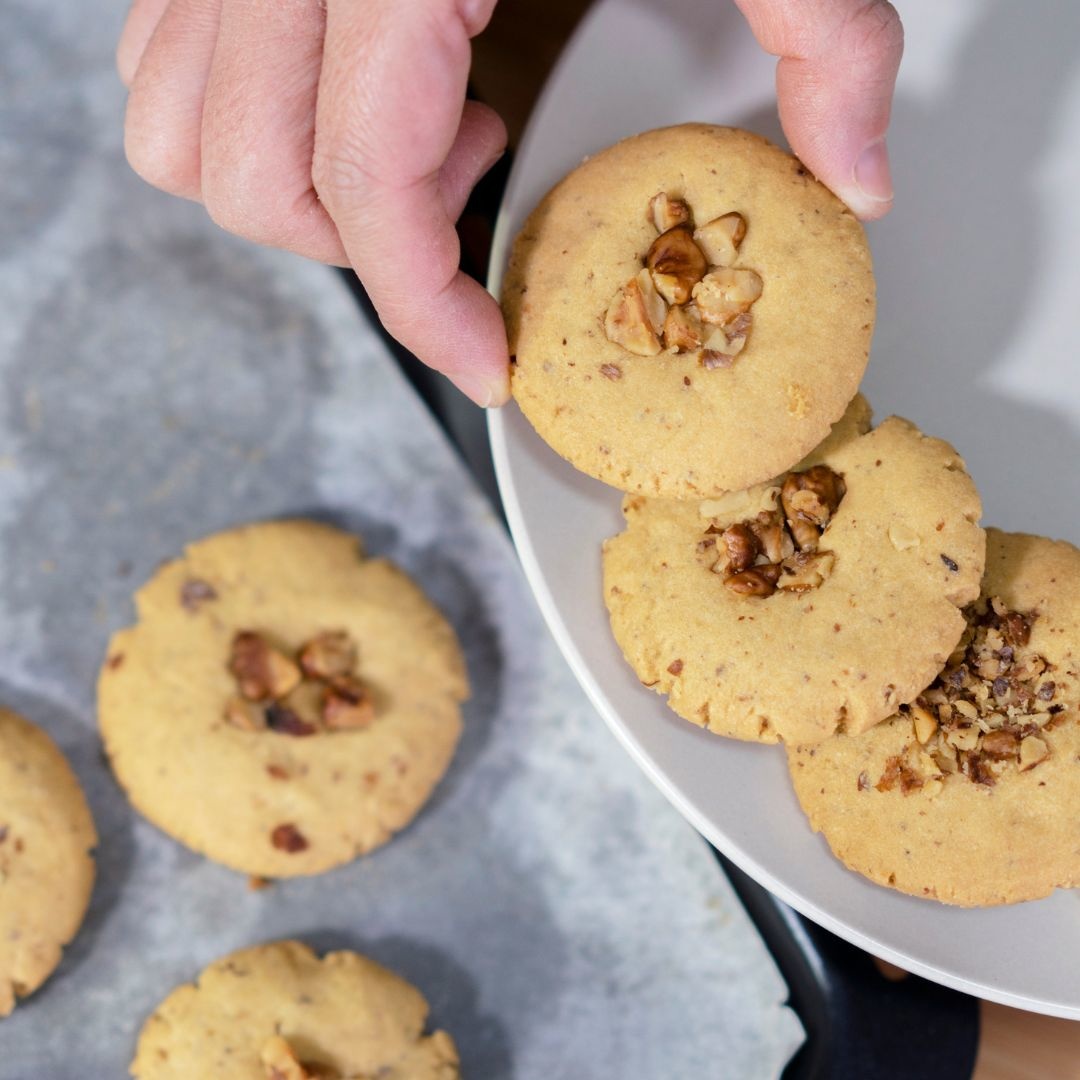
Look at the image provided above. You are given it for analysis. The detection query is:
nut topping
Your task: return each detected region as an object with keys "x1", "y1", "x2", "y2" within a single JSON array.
[
  {"x1": 693, "y1": 212, "x2": 747, "y2": 267},
  {"x1": 880, "y1": 599, "x2": 1059, "y2": 794},
  {"x1": 663, "y1": 305, "x2": 705, "y2": 353},
  {"x1": 270, "y1": 823, "x2": 308, "y2": 853},
  {"x1": 649, "y1": 192, "x2": 690, "y2": 232},
  {"x1": 699, "y1": 465, "x2": 845, "y2": 599},
  {"x1": 692, "y1": 268, "x2": 763, "y2": 325},
  {"x1": 322, "y1": 676, "x2": 376, "y2": 730},
  {"x1": 265, "y1": 703, "x2": 318, "y2": 738},
  {"x1": 224, "y1": 627, "x2": 376, "y2": 737},
  {"x1": 299, "y1": 630, "x2": 357, "y2": 680},
  {"x1": 646, "y1": 225, "x2": 707, "y2": 305},
  {"x1": 604, "y1": 193, "x2": 761, "y2": 365},
  {"x1": 603, "y1": 271, "x2": 665, "y2": 356},
  {"x1": 229, "y1": 632, "x2": 302, "y2": 702},
  {"x1": 725, "y1": 564, "x2": 781, "y2": 597}
]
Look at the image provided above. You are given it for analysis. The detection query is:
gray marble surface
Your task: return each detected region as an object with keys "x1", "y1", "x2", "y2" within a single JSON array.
[{"x1": 0, "y1": 1, "x2": 802, "y2": 1075}]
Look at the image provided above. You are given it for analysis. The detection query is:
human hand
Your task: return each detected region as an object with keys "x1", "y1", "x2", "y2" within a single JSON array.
[
  {"x1": 735, "y1": 0, "x2": 904, "y2": 220},
  {"x1": 118, "y1": 0, "x2": 902, "y2": 409},
  {"x1": 119, "y1": 0, "x2": 510, "y2": 406}
]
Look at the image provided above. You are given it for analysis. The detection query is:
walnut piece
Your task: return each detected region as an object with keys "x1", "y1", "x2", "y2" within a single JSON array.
[
  {"x1": 603, "y1": 271, "x2": 666, "y2": 356},
  {"x1": 299, "y1": 630, "x2": 357, "y2": 680},
  {"x1": 271, "y1": 823, "x2": 309, "y2": 853},
  {"x1": 693, "y1": 213, "x2": 747, "y2": 267},
  {"x1": 649, "y1": 192, "x2": 691, "y2": 232},
  {"x1": 725, "y1": 564, "x2": 781, "y2": 597},
  {"x1": 229, "y1": 632, "x2": 302, "y2": 701},
  {"x1": 692, "y1": 268, "x2": 763, "y2": 325},
  {"x1": 322, "y1": 676, "x2": 376, "y2": 730},
  {"x1": 1019, "y1": 734, "x2": 1049, "y2": 770},
  {"x1": 646, "y1": 225, "x2": 707, "y2": 305},
  {"x1": 224, "y1": 696, "x2": 264, "y2": 732},
  {"x1": 776, "y1": 550, "x2": 835, "y2": 593},
  {"x1": 663, "y1": 304, "x2": 705, "y2": 353}
]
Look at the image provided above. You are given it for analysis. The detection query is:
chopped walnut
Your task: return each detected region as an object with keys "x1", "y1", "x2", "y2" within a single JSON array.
[
  {"x1": 265, "y1": 703, "x2": 318, "y2": 737},
  {"x1": 700, "y1": 465, "x2": 845, "y2": 599},
  {"x1": 271, "y1": 823, "x2": 309, "y2": 853},
  {"x1": 604, "y1": 194, "x2": 761, "y2": 365},
  {"x1": 649, "y1": 192, "x2": 690, "y2": 232},
  {"x1": 884, "y1": 599, "x2": 1059, "y2": 793},
  {"x1": 299, "y1": 630, "x2": 357, "y2": 680},
  {"x1": 694, "y1": 213, "x2": 746, "y2": 267},
  {"x1": 692, "y1": 268, "x2": 763, "y2": 325},
  {"x1": 322, "y1": 676, "x2": 376, "y2": 730},
  {"x1": 603, "y1": 271, "x2": 666, "y2": 356},
  {"x1": 229, "y1": 632, "x2": 302, "y2": 701},
  {"x1": 646, "y1": 225, "x2": 707, "y2": 305},
  {"x1": 224, "y1": 696, "x2": 264, "y2": 732}
]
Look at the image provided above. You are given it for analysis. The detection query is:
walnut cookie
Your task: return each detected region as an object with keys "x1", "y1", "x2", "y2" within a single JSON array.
[
  {"x1": 602, "y1": 397, "x2": 985, "y2": 745},
  {"x1": 503, "y1": 124, "x2": 875, "y2": 499},
  {"x1": 0, "y1": 708, "x2": 97, "y2": 1016},
  {"x1": 98, "y1": 521, "x2": 468, "y2": 878},
  {"x1": 131, "y1": 940, "x2": 459, "y2": 1079},
  {"x1": 787, "y1": 530, "x2": 1080, "y2": 906}
]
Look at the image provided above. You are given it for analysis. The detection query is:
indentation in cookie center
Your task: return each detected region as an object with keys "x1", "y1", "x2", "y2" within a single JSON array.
[{"x1": 602, "y1": 192, "x2": 763, "y2": 369}]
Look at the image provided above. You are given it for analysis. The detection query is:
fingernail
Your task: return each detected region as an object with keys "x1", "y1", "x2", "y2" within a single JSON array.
[
  {"x1": 853, "y1": 138, "x2": 894, "y2": 204},
  {"x1": 447, "y1": 371, "x2": 508, "y2": 408}
]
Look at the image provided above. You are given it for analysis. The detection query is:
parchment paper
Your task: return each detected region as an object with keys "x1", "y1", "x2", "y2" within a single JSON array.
[{"x1": 0, "y1": 1, "x2": 803, "y2": 1075}]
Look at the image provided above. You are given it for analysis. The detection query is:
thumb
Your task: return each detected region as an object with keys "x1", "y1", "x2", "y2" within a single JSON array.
[{"x1": 736, "y1": 0, "x2": 904, "y2": 220}]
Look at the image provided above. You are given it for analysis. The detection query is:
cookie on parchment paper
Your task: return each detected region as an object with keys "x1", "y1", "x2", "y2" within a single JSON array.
[
  {"x1": 504, "y1": 123, "x2": 875, "y2": 498},
  {"x1": 0, "y1": 708, "x2": 97, "y2": 1016},
  {"x1": 99, "y1": 520, "x2": 468, "y2": 878},
  {"x1": 602, "y1": 397, "x2": 985, "y2": 745},
  {"x1": 131, "y1": 940, "x2": 459, "y2": 1079},
  {"x1": 788, "y1": 529, "x2": 1080, "y2": 906}
]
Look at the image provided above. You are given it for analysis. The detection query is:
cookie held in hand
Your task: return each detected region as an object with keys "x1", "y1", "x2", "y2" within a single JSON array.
[{"x1": 504, "y1": 124, "x2": 875, "y2": 498}]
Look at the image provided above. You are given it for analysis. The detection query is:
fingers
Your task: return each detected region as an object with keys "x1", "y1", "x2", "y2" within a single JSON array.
[
  {"x1": 439, "y1": 101, "x2": 507, "y2": 224},
  {"x1": 117, "y1": 0, "x2": 172, "y2": 86},
  {"x1": 124, "y1": 0, "x2": 223, "y2": 199},
  {"x1": 200, "y1": 0, "x2": 346, "y2": 264},
  {"x1": 736, "y1": 0, "x2": 904, "y2": 220},
  {"x1": 313, "y1": 0, "x2": 510, "y2": 406}
]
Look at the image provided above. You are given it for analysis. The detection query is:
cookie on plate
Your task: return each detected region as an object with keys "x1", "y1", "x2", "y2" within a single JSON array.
[
  {"x1": 503, "y1": 123, "x2": 875, "y2": 499},
  {"x1": 0, "y1": 708, "x2": 97, "y2": 1016},
  {"x1": 131, "y1": 940, "x2": 459, "y2": 1079},
  {"x1": 788, "y1": 529, "x2": 1080, "y2": 906},
  {"x1": 602, "y1": 397, "x2": 985, "y2": 745},
  {"x1": 99, "y1": 520, "x2": 468, "y2": 878}
]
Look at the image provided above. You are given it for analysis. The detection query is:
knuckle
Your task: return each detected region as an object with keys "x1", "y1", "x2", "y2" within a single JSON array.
[{"x1": 124, "y1": 126, "x2": 197, "y2": 197}]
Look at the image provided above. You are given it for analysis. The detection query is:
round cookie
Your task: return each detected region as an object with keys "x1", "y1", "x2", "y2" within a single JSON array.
[
  {"x1": 99, "y1": 520, "x2": 468, "y2": 878},
  {"x1": 602, "y1": 398, "x2": 985, "y2": 744},
  {"x1": 131, "y1": 940, "x2": 459, "y2": 1079},
  {"x1": 503, "y1": 123, "x2": 875, "y2": 499},
  {"x1": 0, "y1": 708, "x2": 97, "y2": 1016},
  {"x1": 788, "y1": 530, "x2": 1080, "y2": 906}
]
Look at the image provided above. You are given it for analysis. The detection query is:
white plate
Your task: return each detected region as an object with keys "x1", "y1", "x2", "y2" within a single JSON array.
[{"x1": 488, "y1": 0, "x2": 1080, "y2": 1017}]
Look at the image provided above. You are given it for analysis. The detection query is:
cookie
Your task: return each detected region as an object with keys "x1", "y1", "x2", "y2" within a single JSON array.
[
  {"x1": 504, "y1": 123, "x2": 875, "y2": 499},
  {"x1": 0, "y1": 708, "x2": 97, "y2": 1016},
  {"x1": 99, "y1": 520, "x2": 468, "y2": 877},
  {"x1": 131, "y1": 940, "x2": 459, "y2": 1079},
  {"x1": 602, "y1": 398, "x2": 985, "y2": 744},
  {"x1": 788, "y1": 529, "x2": 1080, "y2": 906}
]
